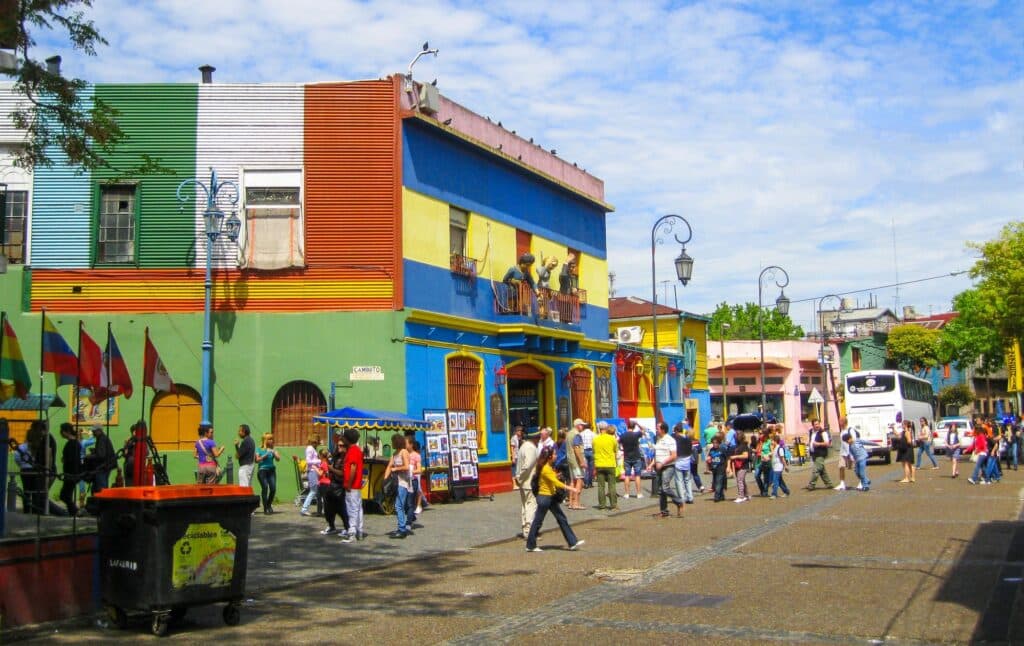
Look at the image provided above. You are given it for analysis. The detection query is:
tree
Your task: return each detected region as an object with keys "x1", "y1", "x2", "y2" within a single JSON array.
[
  {"x1": 2, "y1": 0, "x2": 159, "y2": 173},
  {"x1": 707, "y1": 302, "x2": 804, "y2": 341},
  {"x1": 886, "y1": 324, "x2": 940, "y2": 374},
  {"x1": 938, "y1": 383, "x2": 974, "y2": 414},
  {"x1": 966, "y1": 221, "x2": 1024, "y2": 344},
  {"x1": 939, "y1": 288, "x2": 1004, "y2": 375}
]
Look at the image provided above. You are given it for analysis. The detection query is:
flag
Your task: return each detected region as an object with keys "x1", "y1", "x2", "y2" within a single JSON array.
[
  {"x1": 144, "y1": 329, "x2": 175, "y2": 393},
  {"x1": 0, "y1": 317, "x2": 32, "y2": 401},
  {"x1": 90, "y1": 330, "x2": 133, "y2": 404},
  {"x1": 78, "y1": 326, "x2": 103, "y2": 390},
  {"x1": 42, "y1": 314, "x2": 78, "y2": 386}
]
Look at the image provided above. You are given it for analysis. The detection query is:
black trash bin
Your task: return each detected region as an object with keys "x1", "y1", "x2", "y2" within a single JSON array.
[{"x1": 88, "y1": 484, "x2": 259, "y2": 636}]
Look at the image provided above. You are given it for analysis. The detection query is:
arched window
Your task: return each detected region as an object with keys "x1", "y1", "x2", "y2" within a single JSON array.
[
  {"x1": 272, "y1": 381, "x2": 327, "y2": 446},
  {"x1": 570, "y1": 367, "x2": 593, "y2": 425},
  {"x1": 446, "y1": 355, "x2": 486, "y2": 453},
  {"x1": 150, "y1": 384, "x2": 203, "y2": 451}
]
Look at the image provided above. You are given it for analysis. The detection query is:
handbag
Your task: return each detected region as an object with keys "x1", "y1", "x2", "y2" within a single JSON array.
[
  {"x1": 382, "y1": 473, "x2": 399, "y2": 498},
  {"x1": 198, "y1": 440, "x2": 223, "y2": 480},
  {"x1": 551, "y1": 488, "x2": 567, "y2": 504}
]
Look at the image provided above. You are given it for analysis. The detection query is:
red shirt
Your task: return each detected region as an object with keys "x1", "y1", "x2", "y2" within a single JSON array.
[{"x1": 343, "y1": 444, "x2": 364, "y2": 490}]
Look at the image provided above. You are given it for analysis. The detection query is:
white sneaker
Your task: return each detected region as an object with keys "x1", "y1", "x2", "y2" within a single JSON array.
[
  {"x1": 855, "y1": 483, "x2": 864, "y2": 491},
  {"x1": 415, "y1": 506, "x2": 423, "y2": 515},
  {"x1": 569, "y1": 540, "x2": 585, "y2": 551},
  {"x1": 623, "y1": 494, "x2": 631, "y2": 499},
  {"x1": 834, "y1": 482, "x2": 846, "y2": 491},
  {"x1": 320, "y1": 527, "x2": 337, "y2": 535},
  {"x1": 526, "y1": 547, "x2": 543, "y2": 553},
  {"x1": 636, "y1": 493, "x2": 644, "y2": 499},
  {"x1": 733, "y1": 497, "x2": 747, "y2": 503}
]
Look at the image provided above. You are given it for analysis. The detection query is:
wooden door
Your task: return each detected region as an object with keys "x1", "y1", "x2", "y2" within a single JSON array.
[{"x1": 151, "y1": 386, "x2": 202, "y2": 451}]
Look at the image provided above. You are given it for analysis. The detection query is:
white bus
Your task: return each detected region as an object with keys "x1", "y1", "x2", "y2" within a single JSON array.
[{"x1": 844, "y1": 370, "x2": 935, "y2": 463}]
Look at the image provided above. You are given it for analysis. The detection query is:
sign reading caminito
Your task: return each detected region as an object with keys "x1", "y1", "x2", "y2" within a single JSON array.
[{"x1": 349, "y1": 366, "x2": 385, "y2": 381}]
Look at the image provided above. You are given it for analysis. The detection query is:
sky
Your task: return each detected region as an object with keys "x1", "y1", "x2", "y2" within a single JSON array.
[{"x1": 27, "y1": 0, "x2": 1024, "y2": 332}]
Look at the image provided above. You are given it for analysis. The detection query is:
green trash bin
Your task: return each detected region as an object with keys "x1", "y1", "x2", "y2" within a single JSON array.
[{"x1": 88, "y1": 484, "x2": 259, "y2": 637}]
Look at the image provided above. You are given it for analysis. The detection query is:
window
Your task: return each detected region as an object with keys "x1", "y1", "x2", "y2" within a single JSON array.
[
  {"x1": 515, "y1": 228, "x2": 532, "y2": 259},
  {"x1": 271, "y1": 381, "x2": 327, "y2": 446},
  {"x1": 733, "y1": 377, "x2": 756, "y2": 386},
  {"x1": 764, "y1": 376, "x2": 784, "y2": 385},
  {"x1": 449, "y1": 206, "x2": 476, "y2": 277},
  {"x1": 708, "y1": 377, "x2": 725, "y2": 386},
  {"x1": 447, "y1": 356, "x2": 486, "y2": 453},
  {"x1": 98, "y1": 185, "x2": 136, "y2": 264},
  {"x1": 899, "y1": 376, "x2": 933, "y2": 403},
  {"x1": 852, "y1": 347, "x2": 862, "y2": 371},
  {"x1": 241, "y1": 170, "x2": 304, "y2": 270},
  {"x1": 150, "y1": 385, "x2": 202, "y2": 451},
  {"x1": 800, "y1": 375, "x2": 822, "y2": 385},
  {"x1": 3, "y1": 190, "x2": 27, "y2": 263},
  {"x1": 943, "y1": 364, "x2": 951, "y2": 379}
]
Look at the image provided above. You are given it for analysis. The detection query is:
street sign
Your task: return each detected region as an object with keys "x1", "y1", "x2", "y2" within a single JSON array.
[
  {"x1": 808, "y1": 387, "x2": 824, "y2": 404},
  {"x1": 349, "y1": 365, "x2": 385, "y2": 381}
]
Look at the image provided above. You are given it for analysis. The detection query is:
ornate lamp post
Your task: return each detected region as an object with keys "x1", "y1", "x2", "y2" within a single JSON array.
[
  {"x1": 758, "y1": 266, "x2": 790, "y2": 422},
  {"x1": 176, "y1": 169, "x2": 241, "y2": 426},
  {"x1": 650, "y1": 215, "x2": 693, "y2": 423},
  {"x1": 719, "y1": 321, "x2": 730, "y2": 421},
  {"x1": 816, "y1": 294, "x2": 845, "y2": 429}
]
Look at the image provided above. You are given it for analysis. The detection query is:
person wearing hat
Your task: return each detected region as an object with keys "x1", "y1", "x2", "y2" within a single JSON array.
[
  {"x1": 513, "y1": 428, "x2": 541, "y2": 539},
  {"x1": 565, "y1": 419, "x2": 587, "y2": 510},
  {"x1": 502, "y1": 253, "x2": 537, "y2": 315},
  {"x1": 593, "y1": 421, "x2": 620, "y2": 510}
]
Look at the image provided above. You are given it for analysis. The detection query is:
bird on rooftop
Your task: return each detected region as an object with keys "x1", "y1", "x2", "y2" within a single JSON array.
[
  {"x1": 431, "y1": 79, "x2": 437, "y2": 86},
  {"x1": 443, "y1": 118, "x2": 452, "y2": 125},
  {"x1": 423, "y1": 42, "x2": 430, "y2": 51}
]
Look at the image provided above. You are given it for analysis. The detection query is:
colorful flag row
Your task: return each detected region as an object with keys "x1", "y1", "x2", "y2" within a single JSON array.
[{"x1": 0, "y1": 312, "x2": 176, "y2": 404}]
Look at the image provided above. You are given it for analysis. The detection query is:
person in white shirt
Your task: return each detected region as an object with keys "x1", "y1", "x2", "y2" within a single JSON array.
[
  {"x1": 835, "y1": 417, "x2": 854, "y2": 491},
  {"x1": 651, "y1": 422, "x2": 683, "y2": 517},
  {"x1": 514, "y1": 430, "x2": 541, "y2": 539},
  {"x1": 580, "y1": 423, "x2": 596, "y2": 488},
  {"x1": 300, "y1": 435, "x2": 322, "y2": 516}
]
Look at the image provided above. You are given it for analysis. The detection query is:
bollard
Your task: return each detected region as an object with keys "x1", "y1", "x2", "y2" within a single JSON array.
[
  {"x1": 6, "y1": 474, "x2": 17, "y2": 511},
  {"x1": 225, "y1": 457, "x2": 234, "y2": 485}
]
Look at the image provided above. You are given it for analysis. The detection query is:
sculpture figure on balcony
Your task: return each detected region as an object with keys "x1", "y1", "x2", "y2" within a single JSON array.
[
  {"x1": 502, "y1": 253, "x2": 536, "y2": 289},
  {"x1": 559, "y1": 253, "x2": 578, "y2": 295},
  {"x1": 501, "y1": 253, "x2": 537, "y2": 316},
  {"x1": 536, "y1": 255, "x2": 559, "y2": 290}
]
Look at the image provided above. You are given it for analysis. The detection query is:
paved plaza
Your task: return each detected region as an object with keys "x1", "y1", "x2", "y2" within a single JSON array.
[{"x1": 8, "y1": 461, "x2": 1024, "y2": 644}]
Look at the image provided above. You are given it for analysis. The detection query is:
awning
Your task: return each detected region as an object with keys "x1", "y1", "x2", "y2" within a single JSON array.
[
  {"x1": 312, "y1": 407, "x2": 431, "y2": 432},
  {"x1": 0, "y1": 393, "x2": 66, "y2": 411}
]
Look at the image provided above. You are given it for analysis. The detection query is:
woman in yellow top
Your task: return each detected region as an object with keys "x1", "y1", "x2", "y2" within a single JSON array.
[{"x1": 525, "y1": 447, "x2": 584, "y2": 552}]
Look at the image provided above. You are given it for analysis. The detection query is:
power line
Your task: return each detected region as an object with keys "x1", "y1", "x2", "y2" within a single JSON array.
[{"x1": 789, "y1": 270, "x2": 970, "y2": 306}]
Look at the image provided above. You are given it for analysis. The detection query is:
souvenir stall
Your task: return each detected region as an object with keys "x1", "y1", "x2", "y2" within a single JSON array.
[
  {"x1": 313, "y1": 408, "x2": 431, "y2": 513},
  {"x1": 422, "y1": 408, "x2": 481, "y2": 502}
]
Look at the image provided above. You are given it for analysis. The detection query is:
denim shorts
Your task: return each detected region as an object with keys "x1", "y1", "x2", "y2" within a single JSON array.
[{"x1": 624, "y1": 458, "x2": 645, "y2": 476}]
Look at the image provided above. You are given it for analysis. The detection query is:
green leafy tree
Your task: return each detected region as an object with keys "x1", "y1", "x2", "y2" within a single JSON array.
[
  {"x1": 886, "y1": 324, "x2": 940, "y2": 375},
  {"x1": 939, "y1": 288, "x2": 1004, "y2": 374},
  {"x1": 938, "y1": 383, "x2": 974, "y2": 414},
  {"x1": 2, "y1": 0, "x2": 160, "y2": 173},
  {"x1": 966, "y1": 221, "x2": 1024, "y2": 344},
  {"x1": 707, "y1": 302, "x2": 804, "y2": 341}
]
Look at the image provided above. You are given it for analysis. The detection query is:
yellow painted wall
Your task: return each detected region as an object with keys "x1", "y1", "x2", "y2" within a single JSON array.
[
  {"x1": 616, "y1": 314, "x2": 708, "y2": 390},
  {"x1": 682, "y1": 318, "x2": 709, "y2": 390},
  {"x1": 402, "y1": 188, "x2": 608, "y2": 307}
]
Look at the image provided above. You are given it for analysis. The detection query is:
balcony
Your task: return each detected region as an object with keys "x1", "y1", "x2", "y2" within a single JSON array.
[
  {"x1": 449, "y1": 253, "x2": 477, "y2": 278},
  {"x1": 494, "y1": 282, "x2": 582, "y2": 325}
]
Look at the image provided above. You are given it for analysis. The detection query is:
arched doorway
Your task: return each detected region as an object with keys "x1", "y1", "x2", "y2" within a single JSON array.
[
  {"x1": 272, "y1": 381, "x2": 327, "y2": 446},
  {"x1": 150, "y1": 385, "x2": 203, "y2": 451},
  {"x1": 569, "y1": 367, "x2": 593, "y2": 425},
  {"x1": 505, "y1": 361, "x2": 554, "y2": 434}
]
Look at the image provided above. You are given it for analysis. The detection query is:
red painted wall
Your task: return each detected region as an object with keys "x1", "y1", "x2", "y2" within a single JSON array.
[{"x1": 0, "y1": 534, "x2": 97, "y2": 627}]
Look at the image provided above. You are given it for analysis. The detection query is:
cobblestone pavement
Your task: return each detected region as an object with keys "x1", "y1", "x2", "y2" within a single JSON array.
[{"x1": 11, "y1": 461, "x2": 1024, "y2": 645}]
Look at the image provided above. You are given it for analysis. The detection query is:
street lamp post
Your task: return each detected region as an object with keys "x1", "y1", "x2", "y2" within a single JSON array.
[
  {"x1": 758, "y1": 266, "x2": 790, "y2": 423},
  {"x1": 176, "y1": 168, "x2": 241, "y2": 427},
  {"x1": 816, "y1": 294, "x2": 844, "y2": 429},
  {"x1": 650, "y1": 215, "x2": 694, "y2": 423},
  {"x1": 720, "y1": 322, "x2": 730, "y2": 421}
]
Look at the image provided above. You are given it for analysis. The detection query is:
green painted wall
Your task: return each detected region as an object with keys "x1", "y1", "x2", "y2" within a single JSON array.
[
  {"x1": 838, "y1": 333, "x2": 891, "y2": 375},
  {"x1": 93, "y1": 84, "x2": 198, "y2": 268}
]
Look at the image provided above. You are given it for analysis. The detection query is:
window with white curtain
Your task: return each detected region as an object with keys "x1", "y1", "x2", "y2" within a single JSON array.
[{"x1": 240, "y1": 169, "x2": 304, "y2": 270}]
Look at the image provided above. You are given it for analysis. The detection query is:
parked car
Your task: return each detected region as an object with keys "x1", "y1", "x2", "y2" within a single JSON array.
[{"x1": 933, "y1": 417, "x2": 974, "y2": 454}]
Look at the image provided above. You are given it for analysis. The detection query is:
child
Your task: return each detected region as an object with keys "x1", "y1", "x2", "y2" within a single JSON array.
[
  {"x1": 706, "y1": 435, "x2": 728, "y2": 502},
  {"x1": 315, "y1": 448, "x2": 330, "y2": 516},
  {"x1": 846, "y1": 431, "x2": 870, "y2": 491},
  {"x1": 770, "y1": 431, "x2": 790, "y2": 498}
]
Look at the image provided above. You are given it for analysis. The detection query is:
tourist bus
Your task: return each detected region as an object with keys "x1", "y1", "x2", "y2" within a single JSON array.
[{"x1": 844, "y1": 370, "x2": 935, "y2": 463}]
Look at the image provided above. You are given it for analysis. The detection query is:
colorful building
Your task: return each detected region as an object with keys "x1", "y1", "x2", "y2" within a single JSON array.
[
  {"x1": 608, "y1": 297, "x2": 710, "y2": 431},
  {"x1": 1, "y1": 71, "x2": 614, "y2": 497}
]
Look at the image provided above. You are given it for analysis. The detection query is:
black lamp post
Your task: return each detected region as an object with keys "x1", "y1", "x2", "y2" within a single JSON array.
[
  {"x1": 758, "y1": 265, "x2": 790, "y2": 422},
  {"x1": 650, "y1": 215, "x2": 693, "y2": 423},
  {"x1": 816, "y1": 294, "x2": 845, "y2": 429}
]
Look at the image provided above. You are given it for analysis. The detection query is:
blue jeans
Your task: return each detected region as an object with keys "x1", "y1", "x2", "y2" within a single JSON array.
[
  {"x1": 405, "y1": 477, "x2": 420, "y2": 521},
  {"x1": 712, "y1": 468, "x2": 727, "y2": 501},
  {"x1": 690, "y1": 455, "x2": 703, "y2": 489},
  {"x1": 301, "y1": 470, "x2": 319, "y2": 512},
  {"x1": 985, "y1": 455, "x2": 1001, "y2": 481},
  {"x1": 257, "y1": 469, "x2": 276, "y2": 511},
  {"x1": 854, "y1": 459, "x2": 870, "y2": 489},
  {"x1": 1012, "y1": 443, "x2": 1019, "y2": 468},
  {"x1": 971, "y1": 454, "x2": 988, "y2": 481},
  {"x1": 915, "y1": 442, "x2": 937, "y2": 468},
  {"x1": 526, "y1": 494, "x2": 578, "y2": 550},
  {"x1": 656, "y1": 468, "x2": 683, "y2": 513},
  {"x1": 674, "y1": 467, "x2": 693, "y2": 503},
  {"x1": 583, "y1": 449, "x2": 594, "y2": 487},
  {"x1": 395, "y1": 487, "x2": 410, "y2": 533},
  {"x1": 771, "y1": 470, "x2": 790, "y2": 496}
]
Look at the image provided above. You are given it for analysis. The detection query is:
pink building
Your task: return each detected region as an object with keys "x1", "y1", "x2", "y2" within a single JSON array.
[{"x1": 708, "y1": 339, "x2": 841, "y2": 439}]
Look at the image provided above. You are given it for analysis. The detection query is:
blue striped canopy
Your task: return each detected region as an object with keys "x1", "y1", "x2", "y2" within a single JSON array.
[{"x1": 312, "y1": 407, "x2": 431, "y2": 431}]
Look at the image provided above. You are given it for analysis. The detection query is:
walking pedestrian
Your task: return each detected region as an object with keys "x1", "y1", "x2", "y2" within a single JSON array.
[
  {"x1": 652, "y1": 422, "x2": 683, "y2": 517},
  {"x1": 691, "y1": 430, "x2": 705, "y2": 494},
  {"x1": 300, "y1": 435, "x2": 322, "y2": 516},
  {"x1": 510, "y1": 426, "x2": 522, "y2": 482},
  {"x1": 255, "y1": 434, "x2": 280, "y2": 513},
  {"x1": 847, "y1": 431, "x2": 870, "y2": 491},
  {"x1": 806, "y1": 420, "x2": 836, "y2": 490},
  {"x1": 915, "y1": 417, "x2": 938, "y2": 469},
  {"x1": 756, "y1": 428, "x2": 773, "y2": 496},
  {"x1": 672, "y1": 423, "x2": 695, "y2": 504},
  {"x1": 706, "y1": 435, "x2": 728, "y2": 502},
  {"x1": 770, "y1": 431, "x2": 790, "y2": 498},
  {"x1": 565, "y1": 419, "x2": 587, "y2": 510},
  {"x1": 87, "y1": 424, "x2": 116, "y2": 493},
  {"x1": 897, "y1": 420, "x2": 916, "y2": 483},
  {"x1": 834, "y1": 417, "x2": 854, "y2": 491},
  {"x1": 407, "y1": 439, "x2": 424, "y2": 522},
  {"x1": 340, "y1": 428, "x2": 364, "y2": 542},
  {"x1": 315, "y1": 448, "x2": 330, "y2": 515},
  {"x1": 525, "y1": 447, "x2": 584, "y2": 552},
  {"x1": 384, "y1": 434, "x2": 413, "y2": 538},
  {"x1": 984, "y1": 431, "x2": 1002, "y2": 483},
  {"x1": 731, "y1": 432, "x2": 751, "y2": 503},
  {"x1": 321, "y1": 434, "x2": 350, "y2": 536},
  {"x1": 580, "y1": 422, "x2": 595, "y2": 488},
  {"x1": 235, "y1": 424, "x2": 256, "y2": 488},
  {"x1": 514, "y1": 429, "x2": 540, "y2": 537},
  {"x1": 620, "y1": 421, "x2": 645, "y2": 499},
  {"x1": 58, "y1": 423, "x2": 82, "y2": 517},
  {"x1": 193, "y1": 424, "x2": 223, "y2": 485},
  {"x1": 593, "y1": 422, "x2": 619, "y2": 511},
  {"x1": 946, "y1": 422, "x2": 962, "y2": 478},
  {"x1": 968, "y1": 427, "x2": 989, "y2": 484}
]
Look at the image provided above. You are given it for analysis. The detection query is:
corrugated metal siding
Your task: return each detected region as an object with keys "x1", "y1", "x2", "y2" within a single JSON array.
[
  {"x1": 94, "y1": 84, "x2": 198, "y2": 268},
  {"x1": 30, "y1": 85, "x2": 94, "y2": 269},
  {"x1": 0, "y1": 83, "x2": 27, "y2": 143},
  {"x1": 305, "y1": 79, "x2": 401, "y2": 310},
  {"x1": 195, "y1": 83, "x2": 304, "y2": 270}
]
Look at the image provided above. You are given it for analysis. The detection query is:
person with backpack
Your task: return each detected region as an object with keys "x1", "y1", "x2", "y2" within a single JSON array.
[
  {"x1": 755, "y1": 429, "x2": 773, "y2": 497},
  {"x1": 706, "y1": 434, "x2": 729, "y2": 502},
  {"x1": 525, "y1": 446, "x2": 584, "y2": 552},
  {"x1": 672, "y1": 423, "x2": 695, "y2": 504},
  {"x1": 730, "y1": 432, "x2": 751, "y2": 503},
  {"x1": 806, "y1": 419, "x2": 836, "y2": 490},
  {"x1": 769, "y1": 430, "x2": 791, "y2": 498}
]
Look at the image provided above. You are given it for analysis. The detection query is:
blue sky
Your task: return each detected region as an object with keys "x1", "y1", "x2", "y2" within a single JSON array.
[{"x1": 28, "y1": 0, "x2": 1024, "y2": 331}]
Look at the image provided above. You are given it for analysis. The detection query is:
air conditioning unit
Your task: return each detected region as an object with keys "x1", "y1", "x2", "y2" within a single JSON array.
[
  {"x1": 617, "y1": 326, "x2": 643, "y2": 344},
  {"x1": 418, "y1": 83, "x2": 440, "y2": 115}
]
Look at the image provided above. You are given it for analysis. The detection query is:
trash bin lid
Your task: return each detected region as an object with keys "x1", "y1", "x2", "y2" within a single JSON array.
[{"x1": 93, "y1": 484, "x2": 254, "y2": 501}]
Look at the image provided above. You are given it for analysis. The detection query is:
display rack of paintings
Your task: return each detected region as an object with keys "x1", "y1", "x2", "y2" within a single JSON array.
[{"x1": 422, "y1": 408, "x2": 481, "y2": 496}]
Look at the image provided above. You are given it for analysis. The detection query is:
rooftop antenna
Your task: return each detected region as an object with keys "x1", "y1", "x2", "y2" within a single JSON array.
[
  {"x1": 406, "y1": 41, "x2": 439, "y2": 92},
  {"x1": 608, "y1": 271, "x2": 616, "y2": 298},
  {"x1": 891, "y1": 213, "x2": 900, "y2": 316}
]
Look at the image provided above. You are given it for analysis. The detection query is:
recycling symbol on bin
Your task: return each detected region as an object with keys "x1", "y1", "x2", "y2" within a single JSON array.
[{"x1": 179, "y1": 541, "x2": 192, "y2": 556}]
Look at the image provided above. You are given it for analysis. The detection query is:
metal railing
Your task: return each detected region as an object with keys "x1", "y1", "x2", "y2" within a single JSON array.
[{"x1": 494, "y1": 282, "x2": 582, "y2": 324}]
